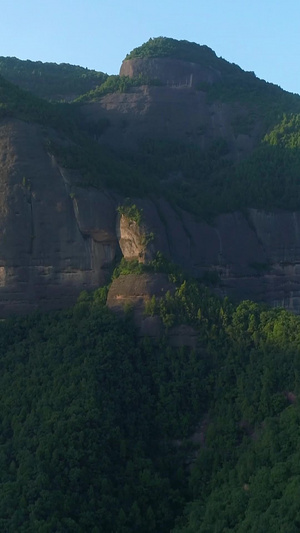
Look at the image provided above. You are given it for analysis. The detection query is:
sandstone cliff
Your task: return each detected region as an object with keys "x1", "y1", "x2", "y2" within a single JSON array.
[
  {"x1": 79, "y1": 48, "x2": 268, "y2": 162},
  {"x1": 1, "y1": 42, "x2": 300, "y2": 318},
  {"x1": 0, "y1": 117, "x2": 300, "y2": 316},
  {"x1": 0, "y1": 119, "x2": 116, "y2": 316},
  {"x1": 119, "y1": 57, "x2": 222, "y2": 87}
]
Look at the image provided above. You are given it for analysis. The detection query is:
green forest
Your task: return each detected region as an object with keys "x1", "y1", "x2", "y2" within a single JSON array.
[
  {"x1": 0, "y1": 56, "x2": 108, "y2": 101},
  {"x1": 1, "y1": 261, "x2": 300, "y2": 531}
]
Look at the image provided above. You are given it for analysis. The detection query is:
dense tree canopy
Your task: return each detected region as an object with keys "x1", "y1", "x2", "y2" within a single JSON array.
[
  {"x1": 0, "y1": 56, "x2": 108, "y2": 101},
  {"x1": 1, "y1": 264, "x2": 300, "y2": 531}
]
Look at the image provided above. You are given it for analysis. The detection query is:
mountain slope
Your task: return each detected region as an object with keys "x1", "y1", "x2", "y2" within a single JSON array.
[{"x1": 1, "y1": 266, "x2": 300, "y2": 531}]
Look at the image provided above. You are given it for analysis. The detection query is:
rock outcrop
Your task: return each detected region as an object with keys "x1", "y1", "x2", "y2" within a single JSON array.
[
  {"x1": 115, "y1": 197, "x2": 300, "y2": 314},
  {"x1": 117, "y1": 212, "x2": 155, "y2": 263},
  {"x1": 106, "y1": 273, "x2": 172, "y2": 339},
  {"x1": 106, "y1": 272, "x2": 174, "y2": 314},
  {"x1": 106, "y1": 273, "x2": 198, "y2": 345},
  {"x1": 1, "y1": 39, "x2": 300, "y2": 320},
  {"x1": 120, "y1": 57, "x2": 221, "y2": 87}
]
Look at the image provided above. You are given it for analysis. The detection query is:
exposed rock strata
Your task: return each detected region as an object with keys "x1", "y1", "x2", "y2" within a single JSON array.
[
  {"x1": 79, "y1": 54, "x2": 265, "y2": 160},
  {"x1": 116, "y1": 198, "x2": 300, "y2": 314},
  {"x1": 106, "y1": 272, "x2": 174, "y2": 313}
]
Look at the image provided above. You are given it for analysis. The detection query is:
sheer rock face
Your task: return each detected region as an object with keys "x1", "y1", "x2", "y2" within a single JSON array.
[
  {"x1": 119, "y1": 57, "x2": 221, "y2": 87},
  {"x1": 0, "y1": 119, "x2": 117, "y2": 316},
  {"x1": 81, "y1": 85, "x2": 261, "y2": 158},
  {"x1": 1, "y1": 119, "x2": 300, "y2": 316},
  {"x1": 117, "y1": 213, "x2": 157, "y2": 263},
  {"x1": 106, "y1": 273, "x2": 174, "y2": 314},
  {"x1": 106, "y1": 273, "x2": 198, "y2": 345},
  {"x1": 115, "y1": 198, "x2": 300, "y2": 314},
  {"x1": 116, "y1": 215, "x2": 146, "y2": 263}
]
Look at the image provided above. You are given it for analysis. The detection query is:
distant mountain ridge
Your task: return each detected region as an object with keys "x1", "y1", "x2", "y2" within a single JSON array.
[{"x1": 0, "y1": 56, "x2": 108, "y2": 101}]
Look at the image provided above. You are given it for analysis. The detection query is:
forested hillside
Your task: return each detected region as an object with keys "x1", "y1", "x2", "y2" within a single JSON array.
[
  {"x1": 1, "y1": 262, "x2": 300, "y2": 531},
  {"x1": 0, "y1": 56, "x2": 107, "y2": 101}
]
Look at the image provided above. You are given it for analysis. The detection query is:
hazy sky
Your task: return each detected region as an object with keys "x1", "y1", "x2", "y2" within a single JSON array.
[{"x1": 1, "y1": 0, "x2": 299, "y2": 94}]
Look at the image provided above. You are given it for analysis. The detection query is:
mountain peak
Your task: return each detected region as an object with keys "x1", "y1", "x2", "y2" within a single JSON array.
[
  {"x1": 121, "y1": 37, "x2": 226, "y2": 86},
  {"x1": 124, "y1": 36, "x2": 218, "y2": 64},
  {"x1": 121, "y1": 36, "x2": 256, "y2": 87}
]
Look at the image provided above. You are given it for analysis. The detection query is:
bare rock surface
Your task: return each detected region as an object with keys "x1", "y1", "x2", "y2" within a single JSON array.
[
  {"x1": 80, "y1": 85, "x2": 262, "y2": 158},
  {"x1": 120, "y1": 57, "x2": 222, "y2": 87},
  {"x1": 0, "y1": 119, "x2": 117, "y2": 316},
  {"x1": 107, "y1": 273, "x2": 199, "y2": 344}
]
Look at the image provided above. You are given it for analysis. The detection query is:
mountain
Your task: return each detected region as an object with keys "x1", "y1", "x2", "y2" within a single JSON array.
[
  {"x1": 1, "y1": 37, "x2": 300, "y2": 315},
  {"x1": 2, "y1": 37, "x2": 300, "y2": 532}
]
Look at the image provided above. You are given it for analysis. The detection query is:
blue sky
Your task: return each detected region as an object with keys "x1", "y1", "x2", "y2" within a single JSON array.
[{"x1": 1, "y1": 0, "x2": 299, "y2": 94}]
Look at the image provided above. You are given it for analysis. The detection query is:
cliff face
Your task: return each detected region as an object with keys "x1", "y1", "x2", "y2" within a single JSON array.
[
  {"x1": 120, "y1": 57, "x2": 222, "y2": 87},
  {"x1": 0, "y1": 119, "x2": 300, "y2": 317},
  {"x1": 1, "y1": 47, "x2": 300, "y2": 317},
  {"x1": 80, "y1": 84, "x2": 261, "y2": 158},
  {"x1": 0, "y1": 119, "x2": 116, "y2": 316}
]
